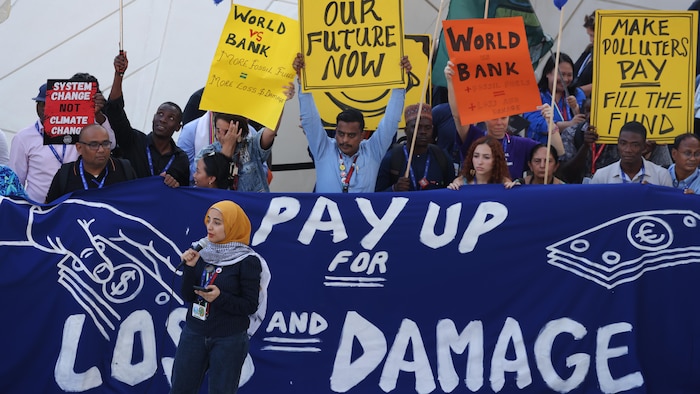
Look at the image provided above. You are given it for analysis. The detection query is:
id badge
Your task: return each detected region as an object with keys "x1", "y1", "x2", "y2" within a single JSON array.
[
  {"x1": 419, "y1": 177, "x2": 429, "y2": 189},
  {"x1": 192, "y1": 302, "x2": 207, "y2": 321}
]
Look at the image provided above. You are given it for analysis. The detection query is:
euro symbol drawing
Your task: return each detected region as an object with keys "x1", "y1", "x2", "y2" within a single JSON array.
[
  {"x1": 635, "y1": 222, "x2": 665, "y2": 245},
  {"x1": 628, "y1": 216, "x2": 673, "y2": 252}
]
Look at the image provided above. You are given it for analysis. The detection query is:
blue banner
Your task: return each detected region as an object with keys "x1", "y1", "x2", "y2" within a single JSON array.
[{"x1": 1, "y1": 177, "x2": 699, "y2": 393}]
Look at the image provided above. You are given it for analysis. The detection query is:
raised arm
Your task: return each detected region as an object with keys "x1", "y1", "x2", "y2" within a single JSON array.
[
  {"x1": 109, "y1": 51, "x2": 128, "y2": 101},
  {"x1": 444, "y1": 61, "x2": 471, "y2": 144},
  {"x1": 103, "y1": 51, "x2": 139, "y2": 148},
  {"x1": 260, "y1": 82, "x2": 296, "y2": 150}
]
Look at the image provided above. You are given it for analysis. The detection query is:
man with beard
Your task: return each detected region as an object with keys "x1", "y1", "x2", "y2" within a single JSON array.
[
  {"x1": 104, "y1": 51, "x2": 189, "y2": 187},
  {"x1": 45, "y1": 124, "x2": 136, "y2": 203},
  {"x1": 375, "y1": 103, "x2": 455, "y2": 191}
]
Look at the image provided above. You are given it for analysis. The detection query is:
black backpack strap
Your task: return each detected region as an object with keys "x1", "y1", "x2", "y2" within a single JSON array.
[
  {"x1": 58, "y1": 164, "x2": 72, "y2": 196},
  {"x1": 427, "y1": 144, "x2": 450, "y2": 175},
  {"x1": 389, "y1": 143, "x2": 406, "y2": 177},
  {"x1": 115, "y1": 158, "x2": 137, "y2": 180}
]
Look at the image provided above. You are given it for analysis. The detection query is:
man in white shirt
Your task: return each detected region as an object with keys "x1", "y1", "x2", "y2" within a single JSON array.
[{"x1": 590, "y1": 121, "x2": 673, "y2": 186}]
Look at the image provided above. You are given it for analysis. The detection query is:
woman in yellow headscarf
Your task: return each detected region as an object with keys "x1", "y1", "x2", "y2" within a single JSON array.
[{"x1": 171, "y1": 200, "x2": 268, "y2": 394}]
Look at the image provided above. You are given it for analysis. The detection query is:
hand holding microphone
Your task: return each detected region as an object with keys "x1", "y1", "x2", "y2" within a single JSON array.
[{"x1": 178, "y1": 238, "x2": 208, "y2": 269}]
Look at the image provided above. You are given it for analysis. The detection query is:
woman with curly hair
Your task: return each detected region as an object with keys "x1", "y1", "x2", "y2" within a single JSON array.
[{"x1": 447, "y1": 136, "x2": 511, "y2": 189}]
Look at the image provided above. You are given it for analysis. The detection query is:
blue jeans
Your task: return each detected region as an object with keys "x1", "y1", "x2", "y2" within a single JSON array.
[{"x1": 170, "y1": 325, "x2": 249, "y2": 394}]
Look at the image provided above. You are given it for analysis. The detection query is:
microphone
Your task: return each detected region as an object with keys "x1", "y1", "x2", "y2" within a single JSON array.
[{"x1": 177, "y1": 238, "x2": 209, "y2": 270}]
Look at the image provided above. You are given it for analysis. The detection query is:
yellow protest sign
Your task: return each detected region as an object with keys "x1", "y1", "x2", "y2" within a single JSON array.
[
  {"x1": 200, "y1": 5, "x2": 299, "y2": 129},
  {"x1": 443, "y1": 17, "x2": 540, "y2": 126},
  {"x1": 591, "y1": 10, "x2": 697, "y2": 144},
  {"x1": 312, "y1": 35, "x2": 430, "y2": 131},
  {"x1": 299, "y1": 0, "x2": 405, "y2": 91}
]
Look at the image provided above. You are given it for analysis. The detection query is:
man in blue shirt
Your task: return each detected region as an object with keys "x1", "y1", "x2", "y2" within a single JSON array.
[
  {"x1": 292, "y1": 53, "x2": 412, "y2": 193},
  {"x1": 669, "y1": 133, "x2": 700, "y2": 194}
]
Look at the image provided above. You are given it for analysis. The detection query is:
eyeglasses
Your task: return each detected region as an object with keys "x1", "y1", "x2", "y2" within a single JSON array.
[
  {"x1": 78, "y1": 141, "x2": 111, "y2": 150},
  {"x1": 679, "y1": 150, "x2": 700, "y2": 159}
]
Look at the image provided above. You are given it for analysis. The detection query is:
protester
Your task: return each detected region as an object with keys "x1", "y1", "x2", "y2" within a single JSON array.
[
  {"x1": 376, "y1": 103, "x2": 455, "y2": 191},
  {"x1": 447, "y1": 136, "x2": 511, "y2": 189},
  {"x1": 193, "y1": 151, "x2": 233, "y2": 189},
  {"x1": 521, "y1": 144, "x2": 564, "y2": 185},
  {"x1": 559, "y1": 100, "x2": 672, "y2": 184},
  {"x1": 590, "y1": 121, "x2": 673, "y2": 185},
  {"x1": 105, "y1": 51, "x2": 189, "y2": 187},
  {"x1": 523, "y1": 54, "x2": 586, "y2": 144},
  {"x1": 171, "y1": 200, "x2": 265, "y2": 394},
  {"x1": 9, "y1": 75, "x2": 117, "y2": 202},
  {"x1": 0, "y1": 165, "x2": 29, "y2": 199},
  {"x1": 571, "y1": 11, "x2": 596, "y2": 97},
  {"x1": 45, "y1": 124, "x2": 136, "y2": 203},
  {"x1": 444, "y1": 61, "x2": 548, "y2": 180},
  {"x1": 669, "y1": 133, "x2": 700, "y2": 194},
  {"x1": 431, "y1": 102, "x2": 460, "y2": 168},
  {"x1": 293, "y1": 52, "x2": 411, "y2": 192},
  {"x1": 178, "y1": 111, "x2": 218, "y2": 183}
]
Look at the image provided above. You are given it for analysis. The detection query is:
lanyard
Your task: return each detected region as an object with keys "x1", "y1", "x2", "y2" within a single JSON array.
[
  {"x1": 577, "y1": 53, "x2": 592, "y2": 78},
  {"x1": 198, "y1": 265, "x2": 220, "y2": 314},
  {"x1": 146, "y1": 146, "x2": 175, "y2": 176},
  {"x1": 36, "y1": 121, "x2": 66, "y2": 165},
  {"x1": 555, "y1": 97, "x2": 569, "y2": 121},
  {"x1": 544, "y1": 92, "x2": 569, "y2": 122},
  {"x1": 590, "y1": 143, "x2": 606, "y2": 174},
  {"x1": 200, "y1": 265, "x2": 220, "y2": 287},
  {"x1": 674, "y1": 168, "x2": 700, "y2": 189},
  {"x1": 403, "y1": 145, "x2": 431, "y2": 190},
  {"x1": 620, "y1": 163, "x2": 645, "y2": 183},
  {"x1": 339, "y1": 152, "x2": 359, "y2": 193},
  {"x1": 79, "y1": 158, "x2": 108, "y2": 190},
  {"x1": 500, "y1": 134, "x2": 510, "y2": 154}
]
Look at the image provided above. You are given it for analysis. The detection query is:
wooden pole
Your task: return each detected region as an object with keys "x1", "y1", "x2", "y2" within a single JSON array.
[
  {"x1": 403, "y1": 0, "x2": 447, "y2": 178},
  {"x1": 119, "y1": 0, "x2": 124, "y2": 51},
  {"x1": 545, "y1": 7, "x2": 565, "y2": 185}
]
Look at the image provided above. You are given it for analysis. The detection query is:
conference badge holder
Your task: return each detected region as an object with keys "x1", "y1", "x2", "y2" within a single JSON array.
[{"x1": 192, "y1": 301, "x2": 207, "y2": 321}]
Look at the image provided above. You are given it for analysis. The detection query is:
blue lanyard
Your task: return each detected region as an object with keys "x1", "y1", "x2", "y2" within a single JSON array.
[
  {"x1": 674, "y1": 168, "x2": 700, "y2": 189},
  {"x1": 577, "y1": 53, "x2": 592, "y2": 78},
  {"x1": 403, "y1": 145, "x2": 431, "y2": 190},
  {"x1": 500, "y1": 134, "x2": 510, "y2": 154},
  {"x1": 146, "y1": 146, "x2": 175, "y2": 176},
  {"x1": 620, "y1": 163, "x2": 645, "y2": 183},
  {"x1": 36, "y1": 121, "x2": 66, "y2": 165},
  {"x1": 543, "y1": 92, "x2": 569, "y2": 122},
  {"x1": 79, "y1": 158, "x2": 108, "y2": 190}
]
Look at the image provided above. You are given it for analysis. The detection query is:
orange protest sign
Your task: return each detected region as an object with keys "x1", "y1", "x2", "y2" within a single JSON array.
[{"x1": 443, "y1": 17, "x2": 540, "y2": 125}]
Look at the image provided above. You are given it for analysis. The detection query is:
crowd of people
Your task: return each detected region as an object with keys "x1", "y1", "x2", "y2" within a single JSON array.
[
  {"x1": 1, "y1": 8, "x2": 700, "y2": 394},
  {"x1": 3, "y1": 10, "x2": 700, "y2": 202}
]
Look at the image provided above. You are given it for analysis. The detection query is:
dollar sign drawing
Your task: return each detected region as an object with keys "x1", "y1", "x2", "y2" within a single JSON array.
[{"x1": 110, "y1": 270, "x2": 137, "y2": 296}]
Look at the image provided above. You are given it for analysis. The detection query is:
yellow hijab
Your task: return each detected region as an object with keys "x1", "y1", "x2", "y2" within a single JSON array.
[{"x1": 205, "y1": 200, "x2": 251, "y2": 245}]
